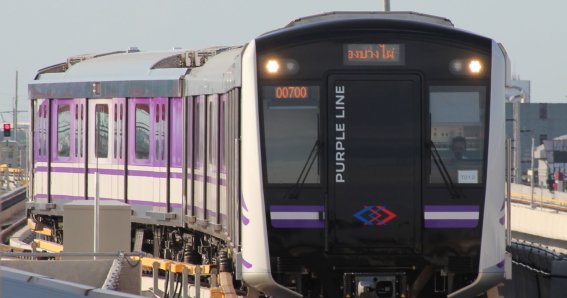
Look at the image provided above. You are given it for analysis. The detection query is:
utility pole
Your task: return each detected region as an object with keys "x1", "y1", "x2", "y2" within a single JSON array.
[
  {"x1": 530, "y1": 137, "x2": 535, "y2": 208},
  {"x1": 13, "y1": 71, "x2": 18, "y2": 145},
  {"x1": 385, "y1": 0, "x2": 391, "y2": 12}
]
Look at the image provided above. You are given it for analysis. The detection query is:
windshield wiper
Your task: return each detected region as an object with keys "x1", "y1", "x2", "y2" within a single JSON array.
[
  {"x1": 283, "y1": 140, "x2": 320, "y2": 200},
  {"x1": 428, "y1": 140, "x2": 462, "y2": 199}
]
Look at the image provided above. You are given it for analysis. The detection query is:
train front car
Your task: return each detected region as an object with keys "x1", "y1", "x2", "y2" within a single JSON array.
[{"x1": 241, "y1": 12, "x2": 505, "y2": 297}]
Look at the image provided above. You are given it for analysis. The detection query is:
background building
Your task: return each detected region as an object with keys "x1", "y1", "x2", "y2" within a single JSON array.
[{"x1": 506, "y1": 84, "x2": 567, "y2": 184}]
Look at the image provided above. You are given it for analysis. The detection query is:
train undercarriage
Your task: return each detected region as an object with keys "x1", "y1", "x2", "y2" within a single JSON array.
[{"x1": 30, "y1": 213, "x2": 483, "y2": 297}]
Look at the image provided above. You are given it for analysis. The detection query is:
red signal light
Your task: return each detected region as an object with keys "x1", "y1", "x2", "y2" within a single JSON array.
[{"x1": 3, "y1": 123, "x2": 11, "y2": 137}]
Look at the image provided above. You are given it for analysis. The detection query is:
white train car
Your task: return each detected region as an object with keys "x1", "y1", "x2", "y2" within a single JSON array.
[{"x1": 28, "y1": 12, "x2": 507, "y2": 297}]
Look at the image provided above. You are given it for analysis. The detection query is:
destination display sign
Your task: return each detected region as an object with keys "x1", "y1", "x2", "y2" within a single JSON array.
[{"x1": 344, "y1": 44, "x2": 405, "y2": 65}]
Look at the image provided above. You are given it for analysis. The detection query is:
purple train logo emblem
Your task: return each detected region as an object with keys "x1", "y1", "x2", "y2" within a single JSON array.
[{"x1": 354, "y1": 205, "x2": 397, "y2": 226}]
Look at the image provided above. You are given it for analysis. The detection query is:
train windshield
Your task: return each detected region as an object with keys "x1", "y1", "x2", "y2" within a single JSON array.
[
  {"x1": 261, "y1": 85, "x2": 320, "y2": 184},
  {"x1": 429, "y1": 86, "x2": 487, "y2": 185}
]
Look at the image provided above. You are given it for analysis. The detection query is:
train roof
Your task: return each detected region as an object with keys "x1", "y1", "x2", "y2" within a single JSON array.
[
  {"x1": 258, "y1": 11, "x2": 490, "y2": 47},
  {"x1": 184, "y1": 47, "x2": 243, "y2": 96},
  {"x1": 29, "y1": 46, "x2": 244, "y2": 99},
  {"x1": 285, "y1": 11, "x2": 454, "y2": 28},
  {"x1": 36, "y1": 50, "x2": 186, "y2": 81}
]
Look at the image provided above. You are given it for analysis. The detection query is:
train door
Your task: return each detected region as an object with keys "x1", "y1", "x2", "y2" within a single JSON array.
[
  {"x1": 128, "y1": 99, "x2": 152, "y2": 214},
  {"x1": 73, "y1": 99, "x2": 86, "y2": 200},
  {"x1": 186, "y1": 97, "x2": 195, "y2": 220},
  {"x1": 111, "y1": 99, "x2": 126, "y2": 201},
  {"x1": 153, "y1": 98, "x2": 168, "y2": 213},
  {"x1": 170, "y1": 98, "x2": 184, "y2": 219},
  {"x1": 50, "y1": 99, "x2": 85, "y2": 205},
  {"x1": 33, "y1": 99, "x2": 50, "y2": 203},
  {"x1": 87, "y1": 99, "x2": 119, "y2": 202},
  {"x1": 206, "y1": 95, "x2": 219, "y2": 225},
  {"x1": 219, "y1": 94, "x2": 228, "y2": 229},
  {"x1": 327, "y1": 75, "x2": 422, "y2": 254},
  {"x1": 193, "y1": 96, "x2": 206, "y2": 221}
]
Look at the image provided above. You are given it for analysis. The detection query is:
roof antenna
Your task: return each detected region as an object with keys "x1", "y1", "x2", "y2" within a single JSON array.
[{"x1": 385, "y1": 0, "x2": 391, "y2": 12}]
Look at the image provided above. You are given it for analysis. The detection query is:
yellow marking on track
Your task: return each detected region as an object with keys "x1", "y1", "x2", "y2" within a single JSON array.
[
  {"x1": 27, "y1": 219, "x2": 54, "y2": 237},
  {"x1": 131, "y1": 256, "x2": 212, "y2": 274},
  {"x1": 33, "y1": 239, "x2": 63, "y2": 253}
]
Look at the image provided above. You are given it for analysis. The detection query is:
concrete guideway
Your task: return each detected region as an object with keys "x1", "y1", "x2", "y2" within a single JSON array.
[{"x1": 510, "y1": 183, "x2": 567, "y2": 251}]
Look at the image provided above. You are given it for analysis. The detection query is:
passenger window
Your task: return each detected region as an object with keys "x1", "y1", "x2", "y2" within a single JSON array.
[
  {"x1": 207, "y1": 100, "x2": 218, "y2": 166},
  {"x1": 119, "y1": 104, "x2": 123, "y2": 159},
  {"x1": 429, "y1": 86, "x2": 486, "y2": 184},
  {"x1": 114, "y1": 104, "x2": 117, "y2": 159},
  {"x1": 156, "y1": 104, "x2": 161, "y2": 160},
  {"x1": 195, "y1": 97, "x2": 205, "y2": 167},
  {"x1": 161, "y1": 103, "x2": 166, "y2": 161},
  {"x1": 171, "y1": 98, "x2": 183, "y2": 167},
  {"x1": 262, "y1": 87, "x2": 320, "y2": 184},
  {"x1": 135, "y1": 104, "x2": 150, "y2": 160},
  {"x1": 95, "y1": 104, "x2": 109, "y2": 158},
  {"x1": 36, "y1": 103, "x2": 46, "y2": 158},
  {"x1": 75, "y1": 104, "x2": 78, "y2": 158},
  {"x1": 187, "y1": 98, "x2": 194, "y2": 168},
  {"x1": 80, "y1": 104, "x2": 84, "y2": 158},
  {"x1": 57, "y1": 104, "x2": 71, "y2": 157}
]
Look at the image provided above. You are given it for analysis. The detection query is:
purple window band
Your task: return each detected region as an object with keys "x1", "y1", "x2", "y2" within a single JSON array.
[
  {"x1": 269, "y1": 205, "x2": 325, "y2": 229},
  {"x1": 424, "y1": 205, "x2": 480, "y2": 229}
]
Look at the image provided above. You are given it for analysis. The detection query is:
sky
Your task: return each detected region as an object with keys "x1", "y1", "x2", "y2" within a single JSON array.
[{"x1": 1, "y1": 0, "x2": 566, "y2": 123}]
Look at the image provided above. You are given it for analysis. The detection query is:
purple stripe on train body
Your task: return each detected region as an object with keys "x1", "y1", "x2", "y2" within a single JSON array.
[
  {"x1": 90, "y1": 168, "x2": 125, "y2": 175},
  {"x1": 51, "y1": 194, "x2": 83, "y2": 201},
  {"x1": 127, "y1": 170, "x2": 168, "y2": 178},
  {"x1": 128, "y1": 200, "x2": 168, "y2": 207},
  {"x1": 424, "y1": 205, "x2": 480, "y2": 212},
  {"x1": 170, "y1": 172, "x2": 182, "y2": 179},
  {"x1": 50, "y1": 167, "x2": 86, "y2": 174},
  {"x1": 270, "y1": 205, "x2": 324, "y2": 212},
  {"x1": 35, "y1": 166, "x2": 49, "y2": 172},
  {"x1": 51, "y1": 194, "x2": 117, "y2": 201},
  {"x1": 35, "y1": 165, "x2": 228, "y2": 185},
  {"x1": 170, "y1": 203, "x2": 183, "y2": 209},
  {"x1": 128, "y1": 201, "x2": 187, "y2": 212},
  {"x1": 242, "y1": 258, "x2": 253, "y2": 269},
  {"x1": 242, "y1": 214, "x2": 250, "y2": 226},
  {"x1": 424, "y1": 219, "x2": 479, "y2": 228},
  {"x1": 271, "y1": 220, "x2": 325, "y2": 228},
  {"x1": 241, "y1": 195, "x2": 248, "y2": 212},
  {"x1": 497, "y1": 260, "x2": 505, "y2": 268}
]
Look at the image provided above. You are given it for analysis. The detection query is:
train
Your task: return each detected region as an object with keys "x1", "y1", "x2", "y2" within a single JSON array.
[{"x1": 27, "y1": 12, "x2": 507, "y2": 297}]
